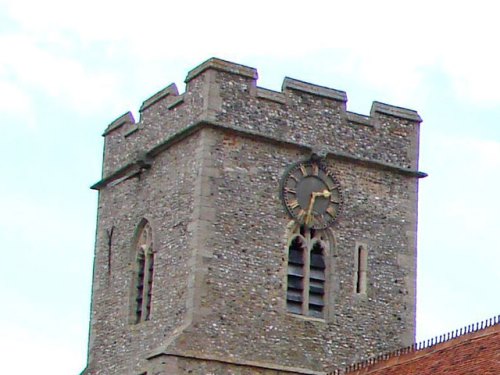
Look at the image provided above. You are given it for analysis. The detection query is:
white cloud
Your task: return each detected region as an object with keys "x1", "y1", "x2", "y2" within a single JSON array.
[
  {"x1": 2, "y1": 0, "x2": 500, "y2": 122},
  {"x1": 439, "y1": 48, "x2": 500, "y2": 107},
  {"x1": 0, "y1": 33, "x2": 123, "y2": 127}
]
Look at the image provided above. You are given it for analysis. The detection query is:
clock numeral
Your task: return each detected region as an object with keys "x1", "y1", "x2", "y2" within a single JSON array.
[
  {"x1": 330, "y1": 195, "x2": 341, "y2": 204},
  {"x1": 312, "y1": 163, "x2": 319, "y2": 176},
  {"x1": 326, "y1": 206, "x2": 336, "y2": 217},
  {"x1": 314, "y1": 214, "x2": 326, "y2": 228},
  {"x1": 326, "y1": 181, "x2": 340, "y2": 191},
  {"x1": 300, "y1": 164, "x2": 308, "y2": 176},
  {"x1": 297, "y1": 209, "x2": 306, "y2": 221},
  {"x1": 282, "y1": 161, "x2": 343, "y2": 229}
]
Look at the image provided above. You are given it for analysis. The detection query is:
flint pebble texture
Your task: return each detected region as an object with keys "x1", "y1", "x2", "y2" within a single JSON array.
[{"x1": 83, "y1": 58, "x2": 423, "y2": 375}]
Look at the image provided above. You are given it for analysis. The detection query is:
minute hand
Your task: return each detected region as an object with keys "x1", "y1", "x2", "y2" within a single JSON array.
[{"x1": 305, "y1": 190, "x2": 331, "y2": 225}]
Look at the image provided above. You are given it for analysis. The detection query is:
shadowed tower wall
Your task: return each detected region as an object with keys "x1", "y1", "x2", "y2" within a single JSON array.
[{"x1": 82, "y1": 58, "x2": 424, "y2": 375}]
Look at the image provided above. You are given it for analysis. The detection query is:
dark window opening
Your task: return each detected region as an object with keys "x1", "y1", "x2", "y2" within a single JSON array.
[
  {"x1": 355, "y1": 245, "x2": 367, "y2": 294},
  {"x1": 287, "y1": 236, "x2": 305, "y2": 314},
  {"x1": 286, "y1": 226, "x2": 328, "y2": 318},
  {"x1": 308, "y1": 241, "x2": 325, "y2": 317},
  {"x1": 132, "y1": 221, "x2": 154, "y2": 324}
]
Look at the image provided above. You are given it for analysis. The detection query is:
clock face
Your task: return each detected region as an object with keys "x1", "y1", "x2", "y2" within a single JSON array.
[{"x1": 281, "y1": 160, "x2": 343, "y2": 229}]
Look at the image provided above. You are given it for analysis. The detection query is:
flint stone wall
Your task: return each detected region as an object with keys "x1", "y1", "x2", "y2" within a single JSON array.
[{"x1": 83, "y1": 58, "x2": 423, "y2": 375}]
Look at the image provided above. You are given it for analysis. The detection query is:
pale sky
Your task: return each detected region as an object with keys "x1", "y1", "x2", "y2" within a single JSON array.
[{"x1": 1, "y1": 1, "x2": 499, "y2": 374}]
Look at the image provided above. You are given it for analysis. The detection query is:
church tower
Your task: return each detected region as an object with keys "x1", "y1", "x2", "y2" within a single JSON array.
[{"x1": 82, "y1": 58, "x2": 425, "y2": 375}]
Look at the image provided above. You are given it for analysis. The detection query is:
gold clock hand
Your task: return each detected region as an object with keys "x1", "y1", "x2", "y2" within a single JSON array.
[
  {"x1": 305, "y1": 190, "x2": 333, "y2": 226},
  {"x1": 319, "y1": 189, "x2": 331, "y2": 198},
  {"x1": 306, "y1": 190, "x2": 332, "y2": 225},
  {"x1": 305, "y1": 193, "x2": 317, "y2": 226}
]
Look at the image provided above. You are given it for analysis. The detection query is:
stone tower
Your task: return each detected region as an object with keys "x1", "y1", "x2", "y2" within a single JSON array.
[{"x1": 82, "y1": 58, "x2": 425, "y2": 375}]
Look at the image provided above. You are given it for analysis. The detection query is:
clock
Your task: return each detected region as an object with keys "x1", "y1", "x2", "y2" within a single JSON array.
[{"x1": 281, "y1": 160, "x2": 343, "y2": 229}]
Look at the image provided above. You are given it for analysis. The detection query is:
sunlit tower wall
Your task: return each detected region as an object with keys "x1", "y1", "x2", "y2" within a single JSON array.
[{"x1": 82, "y1": 58, "x2": 425, "y2": 375}]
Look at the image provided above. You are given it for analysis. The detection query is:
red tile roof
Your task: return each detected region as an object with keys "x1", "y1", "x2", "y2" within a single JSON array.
[{"x1": 331, "y1": 315, "x2": 500, "y2": 375}]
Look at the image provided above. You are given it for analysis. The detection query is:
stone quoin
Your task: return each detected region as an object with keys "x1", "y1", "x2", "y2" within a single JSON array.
[{"x1": 82, "y1": 58, "x2": 426, "y2": 375}]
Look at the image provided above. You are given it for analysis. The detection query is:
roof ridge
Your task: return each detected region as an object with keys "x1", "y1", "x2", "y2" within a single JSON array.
[{"x1": 329, "y1": 314, "x2": 500, "y2": 374}]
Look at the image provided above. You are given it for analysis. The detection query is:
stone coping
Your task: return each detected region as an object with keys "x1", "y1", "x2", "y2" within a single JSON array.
[
  {"x1": 102, "y1": 111, "x2": 135, "y2": 136},
  {"x1": 371, "y1": 101, "x2": 422, "y2": 122},
  {"x1": 185, "y1": 57, "x2": 258, "y2": 83},
  {"x1": 103, "y1": 58, "x2": 422, "y2": 138},
  {"x1": 92, "y1": 120, "x2": 427, "y2": 190},
  {"x1": 282, "y1": 77, "x2": 347, "y2": 102},
  {"x1": 139, "y1": 83, "x2": 179, "y2": 113}
]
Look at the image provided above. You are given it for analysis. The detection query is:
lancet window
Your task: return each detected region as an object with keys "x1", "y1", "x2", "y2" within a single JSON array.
[{"x1": 131, "y1": 220, "x2": 154, "y2": 324}]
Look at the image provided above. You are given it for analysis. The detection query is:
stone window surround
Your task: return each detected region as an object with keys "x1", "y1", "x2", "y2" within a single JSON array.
[
  {"x1": 354, "y1": 242, "x2": 368, "y2": 295},
  {"x1": 286, "y1": 224, "x2": 330, "y2": 319},
  {"x1": 130, "y1": 219, "x2": 155, "y2": 324}
]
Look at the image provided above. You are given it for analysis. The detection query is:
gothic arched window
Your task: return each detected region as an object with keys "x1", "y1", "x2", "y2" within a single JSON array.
[
  {"x1": 131, "y1": 220, "x2": 154, "y2": 324},
  {"x1": 286, "y1": 225, "x2": 328, "y2": 318}
]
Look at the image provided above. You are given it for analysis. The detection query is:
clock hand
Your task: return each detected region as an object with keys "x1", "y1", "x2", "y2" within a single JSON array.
[
  {"x1": 306, "y1": 191, "x2": 328, "y2": 223},
  {"x1": 319, "y1": 189, "x2": 331, "y2": 198},
  {"x1": 305, "y1": 193, "x2": 317, "y2": 226},
  {"x1": 305, "y1": 190, "x2": 332, "y2": 226}
]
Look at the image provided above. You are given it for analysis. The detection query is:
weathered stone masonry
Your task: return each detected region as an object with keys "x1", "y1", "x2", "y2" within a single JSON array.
[{"x1": 83, "y1": 58, "x2": 425, "y2": 375}]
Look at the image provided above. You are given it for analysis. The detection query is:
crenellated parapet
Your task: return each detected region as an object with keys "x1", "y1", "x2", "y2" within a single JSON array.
[
  {"x1": 85, "y1": 58, "x2": 426, "y2": 375},
  {"x1": 95, "y1": 57, "x2": 424, "y2": 188}
]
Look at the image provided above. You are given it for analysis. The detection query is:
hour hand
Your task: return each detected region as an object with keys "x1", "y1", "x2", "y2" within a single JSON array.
[{"x1": 318, "y1": 189, "x2": 331, "y2": 198}]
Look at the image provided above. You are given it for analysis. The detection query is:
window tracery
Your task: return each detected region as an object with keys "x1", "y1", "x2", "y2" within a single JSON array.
[
  {"x1": 132, "y1": 221, "x2": 154, "y2": 323},
  {"x1": 286, "y1": 225, "x2": 328, "y2": 318}
]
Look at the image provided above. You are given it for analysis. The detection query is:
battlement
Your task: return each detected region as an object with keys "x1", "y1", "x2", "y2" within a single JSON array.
[
  {"x1": 96, "y1": 57, "x2": 424, "y2": 187},
  {"x1": 86, "y1": 57, "x2": 425, "y2": 375}
]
